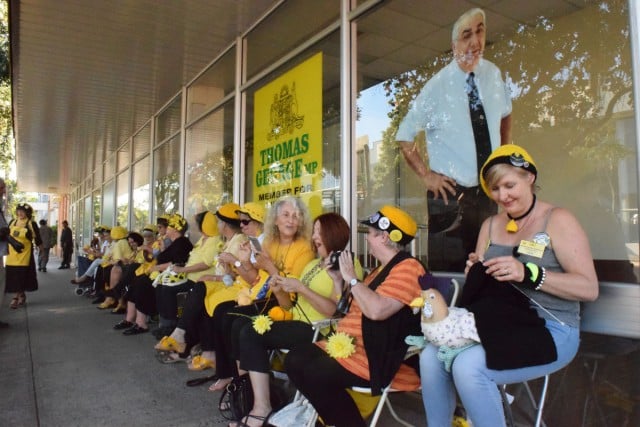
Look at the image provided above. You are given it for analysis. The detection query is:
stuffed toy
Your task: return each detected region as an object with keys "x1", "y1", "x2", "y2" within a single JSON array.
[
  {"x1": 406, "y1": 262, "x2": 557, "y2": 372},
  {"x1": 406, "y1": 287, "x2": 480, "y2": 371}
]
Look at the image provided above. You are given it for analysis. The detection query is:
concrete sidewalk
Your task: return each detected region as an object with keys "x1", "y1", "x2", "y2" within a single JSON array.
[
  {"x1": 0, "y1": 256, "x2": 235, "y2": 427},
  {"x1": 0, "y1": 256, "x2": 426, "y2": 427}
]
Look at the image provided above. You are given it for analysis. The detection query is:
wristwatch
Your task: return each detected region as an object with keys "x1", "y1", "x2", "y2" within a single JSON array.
[{"x1": 349, "y1": 278, "x2": 359, "y2": 287}]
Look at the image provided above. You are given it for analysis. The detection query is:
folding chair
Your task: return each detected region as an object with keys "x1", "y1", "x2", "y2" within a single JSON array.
[
  {"x1": 347, "y1": 273, "x2": 461, "y2": 427},
  {"x1": 500, "y1": 374, "x2": 550, "y2": 427}
]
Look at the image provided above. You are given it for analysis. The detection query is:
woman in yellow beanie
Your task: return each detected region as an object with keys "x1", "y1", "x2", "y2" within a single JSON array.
[
  {"x1": 420, "y1": 144, "x2": 598, "y2": 427},
  {"x1": 115, "y1": 214, "x2": 193, "y2": 335},
  {"x1": 155, "y1": 203, "x2": 249, "y2": 367},
  {"x1": 151, "y1": 210, "x2": 225, "y2": 339},
  {"x1": 95, "y1": 226, "x2": 134, "y2": 309}
]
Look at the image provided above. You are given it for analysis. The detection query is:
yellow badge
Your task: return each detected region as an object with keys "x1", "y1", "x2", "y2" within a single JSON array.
[{"x1": 517, "y1": 240, "x2": 545, "y2": 258}]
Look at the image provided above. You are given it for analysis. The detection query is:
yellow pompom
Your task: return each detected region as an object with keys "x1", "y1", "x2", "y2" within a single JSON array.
[
  {"x1": 506, "y1": 219, "x2": 519, "y2": 233},
  {"x1": 268, "y1": 306, "x2": 293, "y2": 321}
]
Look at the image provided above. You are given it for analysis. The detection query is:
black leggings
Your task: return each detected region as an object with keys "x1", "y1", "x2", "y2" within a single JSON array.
[
  {"x1": 210, "y1": 299, "x2": 276, "y2": 378},
  {"x1": 238, "y1": 320, "x2": 314, "y2": 373},
  {"x1": 284, "y1": 342, "x2": 370, "y2": 427},
  {"x1": 176, "y1": 282, "x2": 208, "y2": 349}
]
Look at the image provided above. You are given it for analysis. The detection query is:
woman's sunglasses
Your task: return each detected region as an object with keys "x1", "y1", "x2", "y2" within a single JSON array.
[{"x1": 240, "y1": 219, "x2": 253, "y2": 226}]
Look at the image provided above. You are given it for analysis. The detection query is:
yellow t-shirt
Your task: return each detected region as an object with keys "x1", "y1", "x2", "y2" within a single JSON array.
[
  {"x1": 110, "y1": 238, "x2": 134, "y2": 261},
  {"x1": 186, "y1": 235, "x2": 222, "y2": 282}
]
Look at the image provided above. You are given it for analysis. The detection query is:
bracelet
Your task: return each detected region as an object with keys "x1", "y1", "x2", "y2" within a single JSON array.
[
  {"x1": 534, "y1": 267, "x2": 546, "y2": 291},
  {"x1": 519, "y1": 262, "x2": 546, "y2": 291}
]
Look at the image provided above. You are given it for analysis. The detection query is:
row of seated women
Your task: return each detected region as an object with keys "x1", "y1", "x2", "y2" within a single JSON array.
[
  {"x1": 145, "y1": 197, "x2": 423, "y2": 427},
  {"x1": 80, "y1": 145, "x2": 599, "y2": 427}
]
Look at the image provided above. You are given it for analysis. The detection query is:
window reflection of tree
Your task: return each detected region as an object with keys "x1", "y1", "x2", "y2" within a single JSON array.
[
  {"x1": 374, "y1": 0, "x2": 636, "y2": 281},
  {"x1": 155, "y1": 172, "x2": 179, "y2": 216}
]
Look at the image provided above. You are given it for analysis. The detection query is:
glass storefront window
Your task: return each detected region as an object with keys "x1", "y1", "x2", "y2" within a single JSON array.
[
  {"x1": 117, "y1": 140, "x2": 130, "y2": 173},
  {"x1": 92, "y1": 190, "x2": 101, "y2": 228},
  {"x1": 82, "y1": 196, "x2": 91, "y2": 248},
  {"x1": 102, "y1": 180, "x2": 115, "y2": 227},
  {"x1": 131, "y1": 156, "x2": 151, "y2": 234},
  {"x1": 133, "y1": 122, "x2": 151, "y2": 161},
  {"x1": 244, "y1": 31, "x2": 341, "y2": 216},
  {"x1": 153, "y1": 135, "x2": 181, "y2": 217},
  {"x1": 116, "y1": 171, "x2": 129, "y2": 228},
  {"x1": 104, "y1": 152, "x2": 115, "y2": 182},
  {"x1": 355, "y1": 0, "x2": 638, "y2": 282},
  {"x1": 245, "y1": 0, "x2": 339, "y2": 79},
  {"x1": 155, "y1": 95, "x2": 182, "y2": 145},
  {"x1": 184, "y1": 102, "x2": 234, "y2": 240},
  {"x1": 187, "y1": 47, "x2": 235, "y2": 123}
]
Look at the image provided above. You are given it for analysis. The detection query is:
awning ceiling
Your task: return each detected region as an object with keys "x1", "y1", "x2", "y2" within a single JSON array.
[{"x1": 9, "y1": 0, "x2": 590, "y2": 194}]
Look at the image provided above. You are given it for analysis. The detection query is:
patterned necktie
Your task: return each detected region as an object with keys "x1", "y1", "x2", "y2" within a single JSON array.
[{"x1": 466, "y1": 72, "x2": 492, "y2": 178}]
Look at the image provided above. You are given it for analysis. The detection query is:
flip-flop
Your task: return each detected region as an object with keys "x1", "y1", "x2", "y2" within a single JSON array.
[
  {"x1": 155, "y1": 351, "x2": 187, "y2": 364},
  {"x1": 154, "y1": 336, "x2": 186, "y2": 353},
  {"x1": 188, "y1": 355, "x2": 216, "y2": 371},
  {"x1": 208, "y1": 377, "x2": 233, "y2": 392}
]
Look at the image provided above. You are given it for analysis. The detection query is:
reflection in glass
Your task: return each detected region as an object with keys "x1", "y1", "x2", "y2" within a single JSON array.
[
  {"x1": 187, "y1": 48, "x2": 235, "y2": 123},
  {"x1": 153, "y1": 135, "x2": 181, "y2": 217},
  {"x1": 131, "y1": 156, "x2": 150, "y2": 234},
  {"x1": 184, "y1": 103, "x2": 234, "y2": 238},
  {"x1": 92, "y1": 190, "x2": 102, "y2": 229},
  {"x1": 117, "y1": 140, "x2": 130, "y2": 173},
  {"x1": 102, "y1": 180, "x2": 115, "y2": 227},
  {"x1": 156, "y1": 96, "x2": 182, "y2": 145},
  {"x1": 133, "y1": 122, "x2": 151, "y2": 161},
  {"x1": 356, "y1": 0, "x2": 637, "y2": 282},
  {"x1": 82, "y1": 196, "x2": 92, "y2": 248},
  {"x1": 116, "y1": 171, "x2": 129, "y2": 229}
]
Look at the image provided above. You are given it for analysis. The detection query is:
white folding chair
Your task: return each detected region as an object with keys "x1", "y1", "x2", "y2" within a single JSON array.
[
  {"x1": 345, "y1": 275, "x2": 461, "y2": 427},
  {"x1": 500, "y1": 374, "x2": 550, "y2": 427}
]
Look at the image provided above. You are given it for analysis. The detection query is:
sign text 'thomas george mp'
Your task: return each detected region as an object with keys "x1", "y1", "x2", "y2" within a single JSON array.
[{"x1": 253, "y1": 53, "x2": 323, "y2": 217}]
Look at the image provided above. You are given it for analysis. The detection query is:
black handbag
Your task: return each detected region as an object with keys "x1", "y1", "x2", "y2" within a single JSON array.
[
  {"x1": 218, "y1": 373, "x2": 289, "y2": 421},
  {"x1": 219, "y1": 374, "x2": 254, "y2": 421}
]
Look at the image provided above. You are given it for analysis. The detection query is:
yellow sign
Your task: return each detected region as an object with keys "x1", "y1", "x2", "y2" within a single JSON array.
[{"x1": 253, "y1": 52, "x2": 323, "y2": 218}]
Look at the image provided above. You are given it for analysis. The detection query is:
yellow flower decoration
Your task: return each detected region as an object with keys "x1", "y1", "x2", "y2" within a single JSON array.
[
  {"x1": 326, "y1": 331, "x2": 356, "y2": 359},
  {"x1": 252, "y1": 315, "x2": 273, "y2": 335}
]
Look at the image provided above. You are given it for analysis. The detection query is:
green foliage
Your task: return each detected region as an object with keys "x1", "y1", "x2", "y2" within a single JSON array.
[
  {"x1": 374, "y1": 0, "x2": 633, "y2": 200},
  {"x1": 0, "y1": 1, "x2": 12, "y2": 175}
]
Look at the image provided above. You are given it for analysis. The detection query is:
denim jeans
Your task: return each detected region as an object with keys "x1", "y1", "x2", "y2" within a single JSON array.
[{"x1": 419, "y1": 320, "x2": 579, "y2": 427}]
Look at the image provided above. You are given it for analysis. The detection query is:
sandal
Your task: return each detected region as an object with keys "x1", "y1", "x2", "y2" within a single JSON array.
[
  {"x1": 9, "y1": 297, "x2": 19, "y2": 309},
  {"x1": 188, "y1": 355, "x2": 216, "y2": 371},
  {"x1": 208, "y1": 377, "x2": 232, "y2": 392},
  {"x1": 17, "y1": 293, "x2": 26, "y2": 306},
  {"x1": 228, "y1": 411, "x2": 274, "y2": 427},
  {"x1": 154, "y1": 336, "x2": 186, "y2": 354},
  {"x1": 155, "y1": 351, "x2": 187, "y2": 364}
]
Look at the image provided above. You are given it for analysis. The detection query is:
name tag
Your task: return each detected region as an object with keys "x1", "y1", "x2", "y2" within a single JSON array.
[{"x1": 517, "y1": 240, "x2": 545, "y2": 258}]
